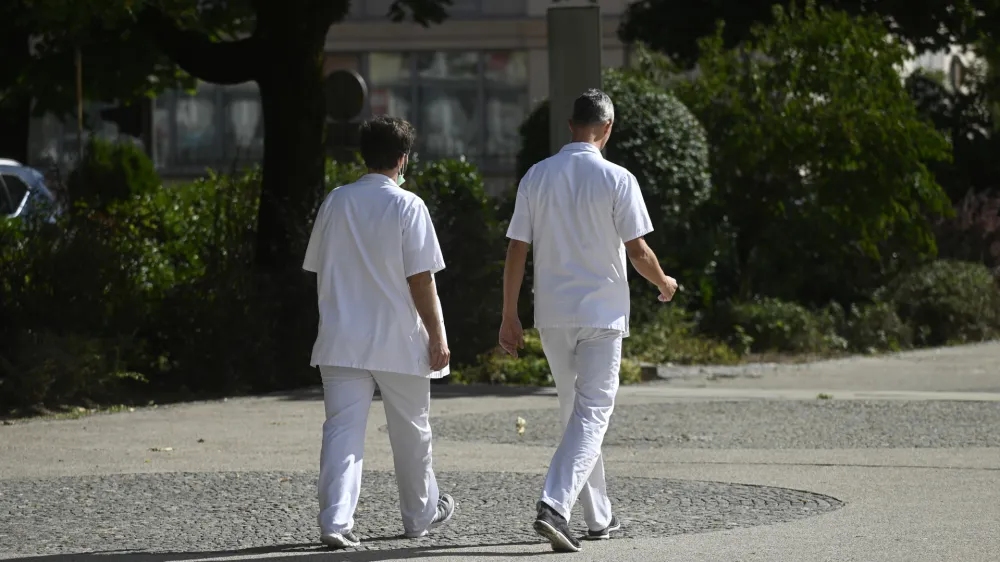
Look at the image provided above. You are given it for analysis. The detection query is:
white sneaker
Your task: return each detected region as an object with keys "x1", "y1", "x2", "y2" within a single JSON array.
[
  {"x1": 320, "y1": 529, "x2": 360, "y2": 549},
  {"x1": 404, "y1": 494, "x2": 456, "y2": 538}
]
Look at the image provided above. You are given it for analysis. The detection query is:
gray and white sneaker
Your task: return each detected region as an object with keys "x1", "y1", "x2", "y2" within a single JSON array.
[
  {"x1": 405, "y1": 493, "x2": 456, "y2": 538},
  {"x1": 584, "y1": 515, "x2": 621, "y2": 540},
  {"x1": 533, "y1": 501, "x2": 582, "y2": 552},
  {"x1": 320, "y1": 529, "x2": 360, "y2": 549}
]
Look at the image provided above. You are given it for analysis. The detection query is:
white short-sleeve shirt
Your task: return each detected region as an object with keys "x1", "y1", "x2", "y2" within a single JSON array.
[
  {"x1": 507, "y1": 142, "x2": 654, "y2": 335},
  {"x1": 304, "y1": 173, "x2": 449, "y2": 377}
]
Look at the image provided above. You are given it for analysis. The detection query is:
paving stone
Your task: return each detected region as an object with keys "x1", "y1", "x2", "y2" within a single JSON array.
[
  {"x1": 432, "y1": 400, "x2": 1000, "y2": 449},
  {"x1": 0, "y1": 471, "x2": 842, "y2": 555}
]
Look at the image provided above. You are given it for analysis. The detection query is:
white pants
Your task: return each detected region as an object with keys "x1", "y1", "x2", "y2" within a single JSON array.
[
  {"x1": 538, "y1": 327, "x2": 622, "y2": 531},
  {"x1": 318, "y1": 366, "x2": 439, "y2": 537}
]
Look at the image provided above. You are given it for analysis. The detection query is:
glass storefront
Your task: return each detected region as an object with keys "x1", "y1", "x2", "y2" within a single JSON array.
[
  {"x1": 26, "y1": 50, "x2": 528, "y2": 180},
  {"x1": 368, "y1": 50, "x2": 529, "y2": 173},
  {"x1": 152, "y1": 81, "x2": 263, "y2": 175}
]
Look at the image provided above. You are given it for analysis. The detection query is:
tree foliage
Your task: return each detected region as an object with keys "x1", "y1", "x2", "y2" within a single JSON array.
[
  {"x1": 906, "y1": 66, "x2": 1000, "y2": 201},
  {"x1": 671, "y1": 4, "x2": 952, "y2": 305},
  {"x1": 620, "y1": 0, "x2": 1000, "y2": 69}
]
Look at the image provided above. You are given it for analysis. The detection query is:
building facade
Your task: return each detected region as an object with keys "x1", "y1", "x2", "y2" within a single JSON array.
[
  {"x1": 79, "y1": 0, "x2": 629, "y2": 190},
  {"x1": 27, "y1": 0, "x2": 972, "y2": 190}
]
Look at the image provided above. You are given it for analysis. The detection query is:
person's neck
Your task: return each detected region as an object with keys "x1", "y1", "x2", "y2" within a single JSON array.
[
  {"x1": 570, "y1": 137, "x2": 603, "y2": 150},
  {"x1": 369, "y1": 168, "x2": 399, "y2": 180}
]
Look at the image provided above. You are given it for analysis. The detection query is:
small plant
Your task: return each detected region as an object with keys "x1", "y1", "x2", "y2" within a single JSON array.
[
  {"x1": 67, "y1": 137, "x2": 161, "y2": 209},
  {"x1": 817, "y1": 393, "x2": 834, "y2": 400}
]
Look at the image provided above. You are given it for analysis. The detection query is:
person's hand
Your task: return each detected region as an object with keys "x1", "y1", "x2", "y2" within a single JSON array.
[
  {"x1": 657, "y1": 276, "x2": 679, "y2": 302},
  {"x1": 499, "y1": 316, "x2": 525, "y2": 358},
  {"x1": 428, "y1": 334, "x2": 451, "y2": 371}
]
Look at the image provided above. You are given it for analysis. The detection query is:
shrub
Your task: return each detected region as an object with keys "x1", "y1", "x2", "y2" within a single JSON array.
[
  {"x1": 68, "y1": 137, "x2": 161, "y2": 208},
  {"x1": 407, "y1": 158, "x2": 506, "y2": 366},
  {"x1": 700, "y1": 298, "x2": 832, "y2": 354},
  {"x1": 827, "y1": 301, "x2": 913, "y2": 353},
  {"x1": 455, "y1": 329, "x2": 644, "y2": 387},
  {"x1": 625, "y1": 307, "x2": 741, "y2": 365},
  {"x1": 516, "y1": 69, "x2": 715, "y2": 317},
  {"x1": 885, "y1": 260, "x2": 1000, "y2": 346},
  {"x1": 0, "y1": 332, "x2": 146, "y2": 411}
]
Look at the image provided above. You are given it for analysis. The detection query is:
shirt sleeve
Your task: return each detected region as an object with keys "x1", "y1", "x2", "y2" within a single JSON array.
[
  {"x1": 402, "y1": 199, "x2": 446, "y2": 277},
  {"x1": 613, "y1": 172, "x2": 654, "y2": 243},
  {"x1": 303, "y1": 213, "x2": 323, "y2": 273},
  {"x1": 505, "y1": 175, "x2": 533, "y2": 243}
]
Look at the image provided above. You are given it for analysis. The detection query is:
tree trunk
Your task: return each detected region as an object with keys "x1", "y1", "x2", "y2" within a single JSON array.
[
  {"x1": 254, "y1": 52, "x2": 327, "y2": 273},
  {"x1": 0, "y1": 22, "x2": 31, "y2": 164},
  {"x1": 0, "y1": 97, "x2": 31, "y2": 164}
]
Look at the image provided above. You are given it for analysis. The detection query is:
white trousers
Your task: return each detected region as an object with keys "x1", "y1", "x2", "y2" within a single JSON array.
[
  {"x1": 318, "y1": 366, "x2": 439, "y2": 537},
  {"x1": 538, "y1": 327, "x2": 622, "y2": 531}
]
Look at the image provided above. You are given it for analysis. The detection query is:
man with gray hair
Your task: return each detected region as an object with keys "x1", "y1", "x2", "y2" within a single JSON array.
[{"x1": 499, "y1": 89, "x2": 677, "y2": 552}]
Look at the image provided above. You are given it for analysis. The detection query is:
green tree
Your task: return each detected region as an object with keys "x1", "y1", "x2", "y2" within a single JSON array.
[
  {"x1": 136, "y1": 0, "x2": 451, "y2": 273},
  {"x1": 620, "y1": 0, "x2": 999, "y2": 69},
  {"x1": 0, "y1": 0, "x2": 187, "y2": 163},
  {"x1": 906, "y1": 67, "x2": 1000, "y2": 201},
  {"x1": 672, "y1": 4, "x2": 952, "y2": 305}
]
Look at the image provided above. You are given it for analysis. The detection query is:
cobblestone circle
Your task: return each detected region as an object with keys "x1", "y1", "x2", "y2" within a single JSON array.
[
  {"x1": 0, "y1": 471, "x2": 842, "y2": 555},
  {"x1": 432, "y1": 400, "x2": 1000, "y2": 449}
]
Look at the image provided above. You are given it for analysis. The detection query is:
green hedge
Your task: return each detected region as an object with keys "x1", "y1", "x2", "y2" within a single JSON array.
[
  {"x1": 68, "y1": 137, "x2": 161, "y2": 209},
  {"x1": 884, "y1": 260, "x2": 1000, "y2": 345},
  {"x1": 406, "y1": 159, "x2": 506, "y2": 366}
]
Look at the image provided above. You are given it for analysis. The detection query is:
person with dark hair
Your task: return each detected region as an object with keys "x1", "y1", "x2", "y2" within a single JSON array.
[
  {"x1": 303, "y1": 115, "x2": 455, "y2": 549},
  {"x1": 499, "y1": 89, "x2": 677, "y2": 552}
]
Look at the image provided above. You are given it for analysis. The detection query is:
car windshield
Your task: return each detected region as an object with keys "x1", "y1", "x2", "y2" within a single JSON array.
[{"x1": 0, "y1": 173, "x2": 30, "y2": 216}]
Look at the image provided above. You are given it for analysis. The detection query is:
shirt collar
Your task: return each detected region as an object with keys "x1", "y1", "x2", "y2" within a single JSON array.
[
  {"x1": 358, "y1": 173, "x2": 398, "y2": 187},
  {"x1": 560, "y1": 142, "x2": 603, "y2": 156}
]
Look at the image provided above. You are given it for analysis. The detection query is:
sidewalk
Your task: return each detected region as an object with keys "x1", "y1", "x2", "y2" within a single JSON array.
[{"x1": 1, "y1": 342, "x2": 998, "y2": 561}]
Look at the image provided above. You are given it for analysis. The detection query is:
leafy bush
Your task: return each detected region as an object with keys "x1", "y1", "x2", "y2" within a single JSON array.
[
  {"x1": 885, "y1": 260, "x2": 1000, "y2": 346},
  {"x1": 516, "y1": 69, "x2": 715, "y2": 317},
  {"x1": 700, "y1": 298, "x2": 833, "y2": 354},
  {"x1": 0, "y1": 332, "x2": 146, "y2": 411},
  {"x1": 625, "y1": 307, "x2": 741, "y2": 365},
  {"x1": 672, "y1": 4, "x2": 952, "y2": 306},
  {"x1": 455, "y1": 329, "x2": 643, "y2": 387},
  {"x1": 407, "y1": 159, "x2": 506, "y2": 366},
  {"x1": 0, "y1": 158, "x2": 370, "y2": 412},
  {"x1": 68, "y1": 137, "x2": 161, "y2": 208},
  {"x1": 827, "y1": 301, "x2": 913, "y2": 353}
]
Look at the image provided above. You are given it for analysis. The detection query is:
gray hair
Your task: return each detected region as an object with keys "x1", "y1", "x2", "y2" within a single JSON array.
[{"x1": 571, "y1": 89, "x2": 614, "y2": 125}]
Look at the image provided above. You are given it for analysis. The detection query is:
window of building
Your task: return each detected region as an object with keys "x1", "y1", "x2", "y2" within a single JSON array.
[
  {"x1": 152, "y1": 82, "x2": 264, "y2": 174},
  {"x1": 349, "y1": 0, "x2": 527, "y2": 20},
  {"x1": 367, "y1": 50, "x2": 529, "y2": 174}
]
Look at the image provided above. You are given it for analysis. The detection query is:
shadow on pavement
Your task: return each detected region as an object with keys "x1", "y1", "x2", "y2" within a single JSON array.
[
  {"x1": 4, "y1": 540, "x2": 551, "y2": 562},
  {"x1": 274, "y1": 384, "x2": 556, "y2": 403}
]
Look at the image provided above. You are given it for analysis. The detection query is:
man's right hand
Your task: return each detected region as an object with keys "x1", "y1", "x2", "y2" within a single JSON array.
[
  {"x1": 658, "y1": 276, "x2": 679, "y2": 302},
  {"x1": 499, "y1": 316, "x2": 525, "y2": 358},
  {"x1": 429, "y1": 335, "x2": 451, "y2": 371}
]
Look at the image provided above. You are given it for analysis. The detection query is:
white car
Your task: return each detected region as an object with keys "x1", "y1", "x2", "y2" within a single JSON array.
[{"x1": 0, "y1": 159, "x2": 59, "y2": 220}]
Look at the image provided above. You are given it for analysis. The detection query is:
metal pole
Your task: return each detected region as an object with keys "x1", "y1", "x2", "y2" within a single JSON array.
[
  {"x1": 547, "y1": 6, "x2": 603, "y2": 155},
  {"x1": 75, "y1": 46, "x2": 83, "y2": 164}
]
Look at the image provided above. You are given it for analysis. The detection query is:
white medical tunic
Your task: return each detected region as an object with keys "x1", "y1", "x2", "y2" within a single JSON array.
[
  {"x1": 304, "y1": 173, "x2": 449, "y2": 378},
  {"x1": 506, "y1": 142, "x2": 654, "y2": 336}
]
